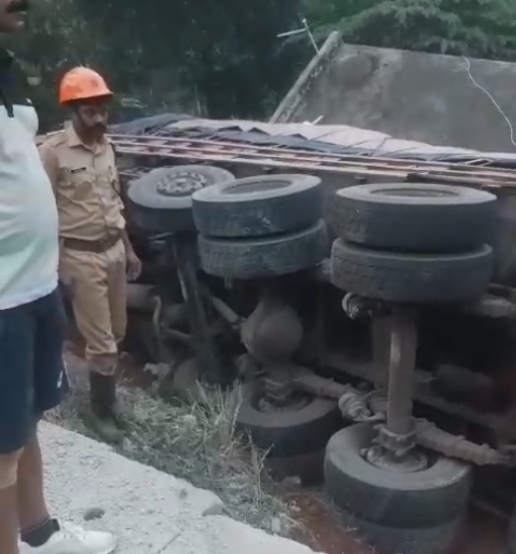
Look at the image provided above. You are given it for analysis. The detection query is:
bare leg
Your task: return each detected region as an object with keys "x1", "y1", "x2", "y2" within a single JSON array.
[
  {"x1": 17, "y1": 435, "x2": 49, "y2": 532},
  {"x1": 0, "y1": 485, "x2": 18, "y2": 554},
  {"x1": 0, "y1": 451, "x2": 21, "y2": 554}
]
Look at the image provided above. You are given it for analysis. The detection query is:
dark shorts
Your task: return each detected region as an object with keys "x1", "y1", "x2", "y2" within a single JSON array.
[{"x1": 0, "y1": 288, "x2": 69, "y2": 454}]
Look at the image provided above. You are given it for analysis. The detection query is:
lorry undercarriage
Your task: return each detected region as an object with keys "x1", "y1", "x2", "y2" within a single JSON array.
[{"x1": 91, "y1": 116, "x2": 516, "y2": 554}]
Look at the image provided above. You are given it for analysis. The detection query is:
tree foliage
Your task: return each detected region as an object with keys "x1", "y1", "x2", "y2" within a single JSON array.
[
  {"x1": 306, "y1": 0, "x2": 516, "y2": 60},
  {"x1": 7, "y1": 0, "x2": 106, "y2": 129},
  {"x1": 6, "y1": 0, "x2": 516, "y2": 131},
  {"x1": 75, "y1": 0, "x2": 304, "y2": 118}
]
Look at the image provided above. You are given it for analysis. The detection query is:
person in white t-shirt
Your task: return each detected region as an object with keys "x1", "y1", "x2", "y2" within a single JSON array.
[{"x1": 0, "y1": 1, "x2": 116, "y2": 553}]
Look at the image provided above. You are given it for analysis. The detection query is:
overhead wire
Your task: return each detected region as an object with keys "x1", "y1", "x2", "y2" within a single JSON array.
[{"x1": 462, "y1": 55, "x2": 516, "y2": 149}]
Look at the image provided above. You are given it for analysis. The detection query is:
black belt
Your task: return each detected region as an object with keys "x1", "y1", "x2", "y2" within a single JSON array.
[{"x1": 61, "y1": 233, "x2": 121, "y2": 253}]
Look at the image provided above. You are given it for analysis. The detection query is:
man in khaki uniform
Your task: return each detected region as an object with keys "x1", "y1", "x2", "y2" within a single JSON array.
[{"x1": 39, "y1": 67, "x2": 141, "y2": 443}]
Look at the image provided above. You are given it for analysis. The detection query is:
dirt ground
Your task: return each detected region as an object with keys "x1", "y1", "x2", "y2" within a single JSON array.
[{"x1": 289, "y1": 490, "x2": 509, "y2": 554}]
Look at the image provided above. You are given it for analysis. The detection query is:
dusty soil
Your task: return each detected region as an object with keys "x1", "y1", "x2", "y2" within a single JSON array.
[
  {"x1": 288, "y1": 488, "x2": 374, "y2": 554},
  {"x1": 288, "y1": 490, "x2": 509, "y2": 554},
  {"x1": 456, "y1": 510, "x2": 508, "y2": 554}
]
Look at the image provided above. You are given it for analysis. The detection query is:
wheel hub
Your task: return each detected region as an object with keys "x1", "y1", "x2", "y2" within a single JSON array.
[
  {"x1": 362, "y1": 421, "x2": 428, "y2": 473},
  {"x1": 156, "y1": 171, "x2": 208, "y2": 197},
  {"x1": 364, "y1": 444, "x2": 428, "y2": 473},
  {"x1": 374, "y1": 187, "x2": 457, "y2": 198},
  {"x1": 224, "y1": 179, "x2": 291, "y2": 195},
  {"x1": 257, "y1": 384, "x2": 310, "y2": 413}
]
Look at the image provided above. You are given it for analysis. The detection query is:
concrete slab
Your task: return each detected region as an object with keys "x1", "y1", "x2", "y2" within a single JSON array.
[
  {"x1": 40, "y1": 422, "x2": 325, "y2": 554},
  {"x1": 164, "y1": 515, "x2": 325, "y2": 554},
  {"x1": 40, "y1": 422, "x2": 224, "y2": 554}
]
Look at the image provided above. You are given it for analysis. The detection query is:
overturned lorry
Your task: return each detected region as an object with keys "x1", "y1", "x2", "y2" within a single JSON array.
[{"x1": 111, "y1": 116, "x2": 516, "y2": 554}]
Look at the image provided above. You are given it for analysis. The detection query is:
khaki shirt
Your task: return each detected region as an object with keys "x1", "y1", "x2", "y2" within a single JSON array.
[{"x1": 39, "y1": 123, "x2": 125, "y2": 241}]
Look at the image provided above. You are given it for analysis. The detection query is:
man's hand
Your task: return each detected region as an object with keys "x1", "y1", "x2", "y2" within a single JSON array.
[
  {"x1": 121, "y1": 229, "x2": 142, "y2": 281},
  {"x1": 126, "y1": 250, "x2": 142, "y2": 281}
]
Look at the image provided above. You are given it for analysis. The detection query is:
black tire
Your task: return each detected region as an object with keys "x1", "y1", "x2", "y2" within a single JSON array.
[
  {"x1": 237, "y1": 382, "x2": 342, "y2": 457},
  {"x1": 324, "y1": 424, "x2": 471, "y2": 529},
  {"x1": 192, "y1": 174, "x2": 322, "y2": 238},
  {"x1": 330, "y1": 239, "x2": 494, "y2": 302},
  {"x1": 329, "y1": 183, "x2": 497, "y2": 253},
  {"x1": 128, "y1": 165, "x2": 235, "y2": 233},
  {"x1": 199, "y1": 220, "x2": 329, "y2": 279},
  {"x1": 343, "y1": 512, "x2": 463, "y2": 554},
  {"x1": 509, "y1": 501, "x2": 516, "y2": 554},
  {"x1": 124, "y1": 316, "x2": 160, "y2": 364},
  {"x1": 264, "y1": 449, "x2": 326, "y2": 486}
]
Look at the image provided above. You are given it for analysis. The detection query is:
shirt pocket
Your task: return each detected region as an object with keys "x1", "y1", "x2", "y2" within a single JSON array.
[{"x1": 61, "y1": 168, "x2": 94, "y2": 202}]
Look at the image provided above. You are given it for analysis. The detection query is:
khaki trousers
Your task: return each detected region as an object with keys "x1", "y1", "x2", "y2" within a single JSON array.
[{"x1": 60, "y1": 240, "x2": 127, "y2": 375}]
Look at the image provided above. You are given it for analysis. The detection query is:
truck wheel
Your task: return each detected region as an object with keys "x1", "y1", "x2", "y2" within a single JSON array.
[
  {"x1": 130, "y1": 318, "x2": 161, "y2": 364},
  {"x1": 237, "y1": 382, "x2": 342, "y2": 457},
  {"x1": 325, "y1": 424, "x2": 471, "y2": 554},
  {"x1": 331, "y1": 239, "x2": 493, "y2": 302},
  {"x1": 329, "y1": 183, "x2": 497, "y2": 253},
  {"x1": 265, "y1": 449, "x2": 326, "y2": 486},
  {"x1": 128, "y1": 165, "x2": 235, "y2": 233},
  {"x1": 199, "y1": 220, "x2": 329, "y2": 279},
  {"x1": 508, "y1": 501, "x2": 516, "y2": 553},
  {"x1": 192, "y1": 174, "x2": 322, "y2": 237},
  {"x1": 343, "y1": 514, "x2": 463, "y2": 554}
]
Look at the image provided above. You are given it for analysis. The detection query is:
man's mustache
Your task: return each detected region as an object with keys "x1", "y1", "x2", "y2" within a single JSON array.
[{"x1": 7, "y1": 0, "x2": 29, "y2": 13}]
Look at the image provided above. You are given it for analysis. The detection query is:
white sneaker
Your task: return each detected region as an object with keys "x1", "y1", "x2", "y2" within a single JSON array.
[{"x1": 20, "y1": 521, "x2": 117, "y2": 554}]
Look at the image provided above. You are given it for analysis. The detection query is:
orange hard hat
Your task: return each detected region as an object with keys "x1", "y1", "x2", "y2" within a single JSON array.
[{"x1": 59, "y1": 67, "x2": 113, "y2": 106}]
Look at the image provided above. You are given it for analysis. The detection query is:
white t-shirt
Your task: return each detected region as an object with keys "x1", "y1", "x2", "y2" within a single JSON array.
[{"x1": 0, "y1": 69, "x2": 59, "y2": 310}]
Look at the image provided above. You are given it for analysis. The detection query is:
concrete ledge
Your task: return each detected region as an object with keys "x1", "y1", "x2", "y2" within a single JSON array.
[
  {"x1": 165, "y1": 515, "x2": 325, "y2": 554},
  {"x1": 40, "y1": 422, "x2": 223, "y2": 553},
  {"x1": 40, "y1": 422, "x2": 325, "y2": 554}
]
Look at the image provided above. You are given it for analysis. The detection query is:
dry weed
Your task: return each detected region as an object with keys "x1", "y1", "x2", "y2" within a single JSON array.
[{"x1": 46, "y1": 356, "x2": 294, "y2": 536}]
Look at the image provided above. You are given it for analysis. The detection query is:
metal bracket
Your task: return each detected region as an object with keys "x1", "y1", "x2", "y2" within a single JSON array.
[
  {"x1": 377, "y1": 425, "x2": 416, "y2": 457},
  {"x1": 342, "y1": 293, "x2": 388, "y2": 320}
]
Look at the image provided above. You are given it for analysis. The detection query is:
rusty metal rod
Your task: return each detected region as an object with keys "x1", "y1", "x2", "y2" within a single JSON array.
[
  {"x1": 386, "y1": 307, "x2": 418, "y2": 437},
  {"x1": 171, "y1": 233, "x2": 225, "y2": 383},
  {"x1": 372, "y1": 317, "x2": 391, "y2": 390}
]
